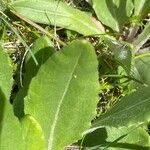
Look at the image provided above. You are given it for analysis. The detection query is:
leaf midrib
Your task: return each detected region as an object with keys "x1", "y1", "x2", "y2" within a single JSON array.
[{"x1": 48, "y1": 49, "x2": 82, "y2": 150}]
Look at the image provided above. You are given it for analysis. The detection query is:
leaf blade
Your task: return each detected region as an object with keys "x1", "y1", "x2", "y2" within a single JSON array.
[
  {"x1": 11, "y1": 0, "x2": 103, "y2": 35},
  {"x1": 0, "y1": 45, "x2": 23, "y2": 149},
  {"x1": 92, "y1": 86, "x2": 150, "y2": 128},
  {"x1": 134, "y1": 0, "x2": 150, "y2": 21},
  {"x1": 82, "y1": 126, "x2": 150, "y2": 149},
  {"x1": 25, "y1": 40, "x2": 99, "y2": 150},
  {"x1": 133, "y1": 55, "x2": 150, "y2": 88},
  {"x1": 0, "y1": 45, "x2": 45, "y2": 150},
  {"x1": 91, "y1": 0, "x2": 133, "y2": 32}
]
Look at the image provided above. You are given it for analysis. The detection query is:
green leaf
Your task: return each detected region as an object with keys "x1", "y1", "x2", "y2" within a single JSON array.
[
  {"x1": 102, "y1": 38, "x2": 133, "y2": 75},
  {"x1": 0, "y1": 105, "x2": 23, "y2": 149},
  {"x1": 0, "y1": 1, "x2": 5, "y2": 12},
  {"x1": 0, "y1": 45, "x2": 13, "y2": 101},
  {"x1": 82, "y1": 126, "x2": 150, "y2": 150},
  {"x1": 92, "y1": 86, "x2": 150, "y2": 128},
  {"x1": 134, "y1": 54, "x2": 150, "y2": 87},
  {"x1": 21, "y1": 115, "x2": 46, "y2": 150},
  {"x1": 24, "y1": 40, "x2": 99, "y2": 150},
  {"x1": 0, "y1": 46, "x2": 45, "y2": 149},
  {"x1": 11, "y1": 0, "x2": 104, "y2": 35},
  {"x1": 133, "y1": 0, "x2": 150, "y2": 21},
  {"x1": 1, "y1": 108, "x2": 46, "y2": 150},
  {"x1": 133, "y1": 22, "x2": 150, "y2": 51},
  {"x1": 0, "y1": 45, "x2": 21, "y2": 150},
  {"x1": 91, "y1": 0, "x2": 133, "y2": 32},
  {"x1": 114, "y1": 45, "x2": 132, "y2": 75},
  {"x1": 14, "y1": 36, "x2": 55, "y2": 118}
]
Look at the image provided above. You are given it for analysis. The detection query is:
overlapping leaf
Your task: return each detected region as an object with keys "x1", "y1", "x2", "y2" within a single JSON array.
[
  {"x1": 82, "y1": 126, "x2": 150, "y2": 150},
  {"x1": 20, "y1": 115, "x2": 46, "y2": 150},
  {"x1": 92, "y1": 86, "x2": 150, "y2": 128}
]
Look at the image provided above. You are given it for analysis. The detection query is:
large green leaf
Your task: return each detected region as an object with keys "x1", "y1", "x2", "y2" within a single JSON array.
[
  {"x1": 11, "y1": 0, "x2": 104, "y2": 35},
  {"x1": 0, "y1": 46, "x2": 45, "y2": 149},
  {"x1": 24, "y1": 40, "x2": 99, "y2": 150},
  {"x1": 82, "y1": 126, "x2": 150, "y2": 150},
  {"x1": 133, "y1": 0, "x2": 150, "y2": 21},
  {"x1": 92, "y1": 86, "x2": 150, "y2": 128},
  {"x1": 14, "y1": 36, "x2": 55, "y2": 118},
  {"x1": 91, "y1": 0, "x2": 133, "y2": 32}
]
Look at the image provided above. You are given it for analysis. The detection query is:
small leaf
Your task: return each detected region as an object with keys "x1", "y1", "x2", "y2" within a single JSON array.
[
  {"x1": 92, "y1": 86, "x2": 150, "y2": 128},
  {"x1": 24, "y1": 40, "x2": 99, "y2": 150},
  {"x1": 133, "y1": 55, "x2": 150, "y2": 87},
  {"x1": 91, "y1": 0, "x2": 133, "y2": 32},
  {"x1": 14, "y1": 36, "x2": 55, "y2": 118},
  {"x1": 11, "y1": 0, "x2": 103, "y2": 35},
  {"x1": 82, "y1": 126, "x2": 150, "y2": 150},
  {"x1": 102, "y1": 38, "x2": 133, "y2": 75},
  {"x1": 114, "y1": 45, "x2": 132, "y2": 75}
]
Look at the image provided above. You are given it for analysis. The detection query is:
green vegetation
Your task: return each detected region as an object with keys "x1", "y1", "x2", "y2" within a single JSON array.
[{"x1": 0, "y1": 0, "x2": 150, "y2": 149}]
